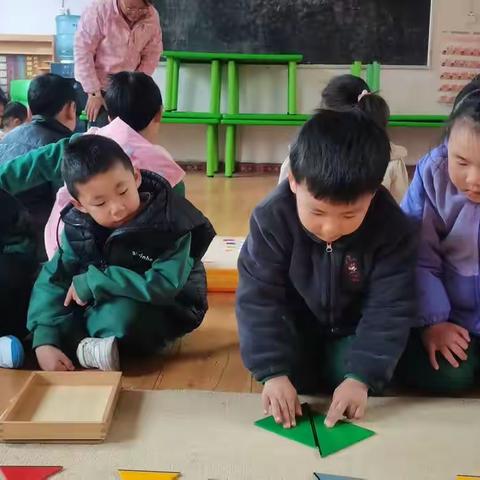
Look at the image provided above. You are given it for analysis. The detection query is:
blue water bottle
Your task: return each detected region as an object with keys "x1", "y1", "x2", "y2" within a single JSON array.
[{"x1": 55, "y1": 10, "x2": 80, "y2": 63}]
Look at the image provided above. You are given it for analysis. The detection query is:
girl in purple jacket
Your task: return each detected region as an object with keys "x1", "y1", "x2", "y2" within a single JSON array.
[{"x1": 401, "y1": 78, "x2": 480, "y2": 392}]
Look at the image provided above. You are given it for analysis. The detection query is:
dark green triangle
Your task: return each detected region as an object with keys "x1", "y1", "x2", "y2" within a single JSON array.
[{"x1": 255, "y1": 409, "x2": 375, "y2": 457}]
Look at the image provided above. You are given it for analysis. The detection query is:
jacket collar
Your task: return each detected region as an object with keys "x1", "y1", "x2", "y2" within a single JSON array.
[{"x1": 31, "y1": 115, "x2": 73, "y2": 137}]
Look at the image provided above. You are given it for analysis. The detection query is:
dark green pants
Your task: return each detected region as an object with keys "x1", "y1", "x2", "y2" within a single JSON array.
[
  {"x1": 397, "y1": 331, "x2": 480, "y2": 394},
  {"x1": 291, "y1": 334, "x2": 356, "y2": 394},
  {"x1": 55, "y1": 297, "x2": 200, "y2": 359}
]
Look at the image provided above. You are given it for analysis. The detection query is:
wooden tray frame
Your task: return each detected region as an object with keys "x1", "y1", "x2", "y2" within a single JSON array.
[{"x1": 0, "y1": 371, "x2": 121, "y2": 443}]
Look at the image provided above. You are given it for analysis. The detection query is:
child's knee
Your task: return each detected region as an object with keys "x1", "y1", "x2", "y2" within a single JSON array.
[{"x1": 86, "y1": 297, "x2": 142, "y2": 340}]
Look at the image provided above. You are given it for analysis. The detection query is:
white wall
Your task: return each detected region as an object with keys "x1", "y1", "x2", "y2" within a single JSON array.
[
  {"x1": 0, "y1": 0, "x2": 91, "y2": 34},
  {"x1": 0, "y1": 0, "x2": 475, "y2": 165}
]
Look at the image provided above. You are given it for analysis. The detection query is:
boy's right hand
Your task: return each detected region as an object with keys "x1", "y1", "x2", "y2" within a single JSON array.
[
  {"x1": 36, "y1": 345, "x2": 75, "y2": 371},
  {"x1": 422, "y1": 322, "x2": 470, "y2": 370},
  {"x1": 262, "y1": 375, "x2": 302, "y2": 429}
]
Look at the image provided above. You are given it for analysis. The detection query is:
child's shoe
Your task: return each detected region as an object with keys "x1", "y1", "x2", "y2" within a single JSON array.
[
  {"x1": 0, "y1": 335, "x2": 24, "y2": 369},
  {"x1": 76, "y1": 336, "x2": 120, "y2": 371}
]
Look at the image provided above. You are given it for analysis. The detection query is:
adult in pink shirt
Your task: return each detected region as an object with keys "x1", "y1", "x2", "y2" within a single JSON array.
[{"x1": 75, "y1": 0, "x2": 163, "y2": 123}]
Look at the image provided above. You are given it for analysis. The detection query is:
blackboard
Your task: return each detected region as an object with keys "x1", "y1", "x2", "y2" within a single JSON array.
[{"x1": 153, "y1": 0, "x2": 431, "y2": 65}]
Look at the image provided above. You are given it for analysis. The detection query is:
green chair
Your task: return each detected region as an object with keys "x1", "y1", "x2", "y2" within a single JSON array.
[
  {"x1": 162, "y1": 51, "x2": 223, "y2": 177},
  {"x1": 350, "y1": 61, "x2": 381, "y2": 92},
  {"x1": 9, "y1": 79, "x2": 31, "y2": 107},
  {"x1": 221, "y1": 53, "x2": 303, "y2": 177}
]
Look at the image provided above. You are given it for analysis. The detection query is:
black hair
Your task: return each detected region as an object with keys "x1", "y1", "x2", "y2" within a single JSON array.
[
  {"x1": 2, "y1": 102, "x2": 28, "y2": 127},
  {"x1": 290, "y1": 109, "x2": 390, "y2": 203},
  {"x1": 62, "y1": 135, "x2": 134, "y2": 200},
  {"x1": 452, "y1": 75, "x2": 480, "y2": 112},
  {"x1": 446, "y1": 82, "x2": 480, "y2": 139},
  {"x1": 320, "y1": 74, "x2": 371, "y2": 110},
  {"x1": 28, "y1": 73, "x2": 76, "y2": 117},
  {"x1": 319, "y1": 74, "x2": 389, "y2": 130},
  {"x1": 104, "y1": 71, "x2": 162, "y2": 132},
  {"x1": 0, "y1": 87, "x2": 7, "y2": 107}
]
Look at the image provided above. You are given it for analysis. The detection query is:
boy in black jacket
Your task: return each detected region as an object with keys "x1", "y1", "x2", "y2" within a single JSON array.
[
  {"x1": 236, "y1": 110, "x2": 416, "y2": 429},
  {"x1": 0, "y1": 189, "x2": 37, "y2": 368}
]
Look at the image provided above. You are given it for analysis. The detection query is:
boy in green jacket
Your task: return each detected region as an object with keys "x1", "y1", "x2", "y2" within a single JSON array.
[{"x1": 29, "y1": 134, "x2": 214, "y2": 371}]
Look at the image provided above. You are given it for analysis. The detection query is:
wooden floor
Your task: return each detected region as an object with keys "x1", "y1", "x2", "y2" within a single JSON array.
[{"x1": 0, "y1": 173, "x2": 277, "y2": 414}]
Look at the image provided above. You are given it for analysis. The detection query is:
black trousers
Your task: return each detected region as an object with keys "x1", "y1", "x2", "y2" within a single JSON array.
[{"x1": 0, "y1": 254, "x2": 36, "y2": 338}]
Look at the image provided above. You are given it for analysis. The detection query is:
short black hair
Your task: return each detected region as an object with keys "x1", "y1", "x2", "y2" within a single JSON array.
[
  {"x1": 104, "y1": 71, "x2": 162, "y2": 132},
  {"x1": 28, "y1": 73, "x2": 76, "y2": 117},
  {"x1": 290, "y1": 109, "x2": 390, "y2": 203},
  {"x1": 2, "y1": 102, "x2": 28, "y2": 126},
  {"x1": 62, "y1": 135, "x2": 134, "y2": 200}
]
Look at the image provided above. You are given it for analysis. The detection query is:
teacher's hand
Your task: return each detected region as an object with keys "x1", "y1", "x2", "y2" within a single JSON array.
[{"x1": 86, "y1": 93, "x2": 105, "y2": 122}]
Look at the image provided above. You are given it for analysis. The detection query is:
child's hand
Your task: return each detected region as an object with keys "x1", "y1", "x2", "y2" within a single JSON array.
[
  {"x1": 36, "y1": 345, "x2": 75, "y2": 371},
  {"x1": 262, "y1": 375, "x2": 302, "y2": 429},
  {"x1": 64, "y1": 283, "x2": 87, "y2": 307},
  {"x1": 325, "y1": 378, "x2": 368, "y2": 428},
  {"x1": 422, "y1": 322, "x2": 470, "y2": 370}
]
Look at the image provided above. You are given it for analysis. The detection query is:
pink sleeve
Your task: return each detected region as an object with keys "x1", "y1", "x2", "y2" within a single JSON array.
[
  {"x1": 74, "y1": 4, "x2": 103, "y2": 93},
  {"x1": 44, "y1": 187, "x2": 71, "y2": 260},
  {"x1": 137, "y1": 15, "x2": 163, "y2": 75}
]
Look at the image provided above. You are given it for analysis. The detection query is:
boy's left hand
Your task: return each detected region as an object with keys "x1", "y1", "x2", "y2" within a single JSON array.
[
  {"x1": 324, "y1": 378, "x2": 368, "y2": 428},
  {"x1": 64, "y1": 283, "x2": 87, "y2": 307}
]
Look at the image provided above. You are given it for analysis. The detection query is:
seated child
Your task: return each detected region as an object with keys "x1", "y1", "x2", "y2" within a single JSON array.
[
  {"x1": 0, "y1": 188, "x2": 37, "y2": 369},
  {"x1": 0, "y1": 87, "x2": 7, "y2": 126},
  {"x1": 0, "y1": 74, "x2": 76, "y2": 162},
  {"x1": 400, "y1": 79, "x2": 480, "y2": 393},
  {"x1": 278, "y1": 74, "x2": 409, "y2": 203},
  {"x1": 28, "y1": 135, "x2": 214, "y2": 372},
  {"x1": 44, "y1": 71, "x2": 185, "y2": 258},
  {"x1": 0, "y1": 102, "x2": 28, "y2": 138},
  {"x1": 0, "y1": 71, "x2": 184, "y2": 259},
  {"x1": 0, "y1": 74, "x2": 77, "y2": 259},
  {"x1": 237, "y1": 110, "x2": 416, "y2": 429}
]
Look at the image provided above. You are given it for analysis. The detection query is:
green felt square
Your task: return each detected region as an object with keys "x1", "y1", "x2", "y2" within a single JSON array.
[{"x1": 255, "y1": 408, "x2": 375, "y2": 457}]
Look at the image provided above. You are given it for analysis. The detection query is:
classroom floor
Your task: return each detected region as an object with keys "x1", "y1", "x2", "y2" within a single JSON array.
[{"x1": 0, "y1": 173, "x2": 278, "y2": 414}]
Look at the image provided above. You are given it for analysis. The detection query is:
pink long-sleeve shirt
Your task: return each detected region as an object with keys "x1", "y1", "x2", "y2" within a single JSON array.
[{"x1": 74, "y1": 0, "x2": 163, "y2": 93}]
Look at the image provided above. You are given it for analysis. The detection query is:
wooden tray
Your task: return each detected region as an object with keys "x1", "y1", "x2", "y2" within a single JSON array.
[{"x1": 0, "y1": 371, "x2": 121, "y2": 443}]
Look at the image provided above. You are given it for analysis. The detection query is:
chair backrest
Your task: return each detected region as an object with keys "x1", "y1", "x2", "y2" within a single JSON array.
[{"x1": 9, "y1": 79, "x2": 31, "y2": 107}]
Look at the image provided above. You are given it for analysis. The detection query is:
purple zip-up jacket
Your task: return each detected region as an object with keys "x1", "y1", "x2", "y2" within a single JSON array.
[{"x1": 402, "y1": 143, "x2": 480, "y2": 333}]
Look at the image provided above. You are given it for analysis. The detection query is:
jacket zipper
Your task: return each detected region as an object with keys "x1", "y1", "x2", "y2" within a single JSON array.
[{"x1": 326, "y1": 242, "x2": 335, "y2": 329}]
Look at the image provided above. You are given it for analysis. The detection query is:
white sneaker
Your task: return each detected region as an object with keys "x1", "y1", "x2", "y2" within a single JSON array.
[
  {"x1": 0, "y1": 336, "x2": 24, "y2": 369},
  {"x1": 76, "y1": 336, "x2": 120, "y2": 371}
]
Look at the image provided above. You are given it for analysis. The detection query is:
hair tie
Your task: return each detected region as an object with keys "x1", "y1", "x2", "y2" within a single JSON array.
[{"x1": 357, "y1": 89, "x2": 371, "y2": 103}]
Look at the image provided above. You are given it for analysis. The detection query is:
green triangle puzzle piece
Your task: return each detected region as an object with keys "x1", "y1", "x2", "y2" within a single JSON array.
[{"x1": 255, "y1": 408, "x2": 375, "y2": 457}]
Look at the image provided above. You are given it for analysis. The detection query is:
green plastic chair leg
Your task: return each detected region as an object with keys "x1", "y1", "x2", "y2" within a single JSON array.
[
  {"x1": 227, "y1": 60, "x2": 239, "y2": 114},
  {"x1": 206, "y1": 124, "x2": 219, "y2": 177},
  {"x1": 210, "y1": 60, "x2": 222, "y2": 114},
  {"x1": 351, "y1": 60, "x2": 362, "y2": 78},
  {"x1": 171, "y1": 59, "x2": 180, "y2": 111},
  {"x1": 225, "y1": 124, "x2": 236, "y2": 177},
  {"x1": 366, "y1": 63, "x2": 374, "y2": 91},
  {"x1": 164, "y1": 57, "x2": 174, "y2": 111},
  {"x1": 372, "y1": 61, "x2": 381, "y2": 92},
  {"x1": 288, "y1": 61, "x2": 297, "y2": 114}
]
